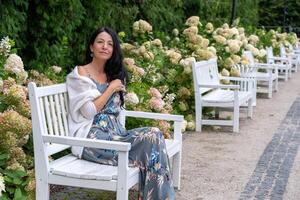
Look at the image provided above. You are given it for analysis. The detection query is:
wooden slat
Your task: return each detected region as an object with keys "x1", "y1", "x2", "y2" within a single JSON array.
[
  {"x1": 59, "y1": 93, "x2": 69, "y2": 136},
  {"x1": 63, "y1": 93, "x2": 69, "y2": 113},
  {"x1": 50, "y1": 156, "x2": 139, "y2": 181},
  {"x1": 54, "y1": 94, "x2": 64, "y2": 136},
  {"x1": 49, "y1": 95, "x2": 59, "y2": 136},
  {"x1": 43, "y1": 96, "x2": 54, "y2": 135},
  {"x1": 39, "y1": 97, "x2": 48, "y2": 135}
]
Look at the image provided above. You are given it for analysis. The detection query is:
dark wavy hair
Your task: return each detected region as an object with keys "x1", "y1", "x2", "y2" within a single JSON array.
[{"x1": 85, "y1": 27, "x2": 128, "y2": 106}]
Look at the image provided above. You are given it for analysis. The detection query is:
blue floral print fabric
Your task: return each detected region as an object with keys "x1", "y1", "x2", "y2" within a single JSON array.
[{"x1": 82, "y1": 81, "x2": 175, "y2": 200}]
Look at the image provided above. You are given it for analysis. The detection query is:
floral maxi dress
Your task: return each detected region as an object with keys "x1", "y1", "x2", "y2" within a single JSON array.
[{"x1": 81, "y1": 81, "x2": 175, "y2": 200}]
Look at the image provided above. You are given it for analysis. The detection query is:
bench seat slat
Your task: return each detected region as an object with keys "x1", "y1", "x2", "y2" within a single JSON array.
[
  {"x1": 202, "y1": 90, "x2": 251, "y2": 104},
  {"x1": 50, "y1": 154, "x2": 139, "y2": 181}
]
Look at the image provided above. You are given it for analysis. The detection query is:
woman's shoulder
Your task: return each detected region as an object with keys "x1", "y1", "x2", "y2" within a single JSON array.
[{"x1": 77, "y1": 65, "x2": 89, "y2": 76}]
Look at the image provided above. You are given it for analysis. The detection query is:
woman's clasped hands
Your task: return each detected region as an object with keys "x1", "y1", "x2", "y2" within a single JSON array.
[{"x1": 108, "y1": 79, "x2": 126, "y2": 93}]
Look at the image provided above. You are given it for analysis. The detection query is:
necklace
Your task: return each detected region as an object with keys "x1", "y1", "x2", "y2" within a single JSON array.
[{"x1": 85, "y1": 66, "x2": 107, "y2": 84}]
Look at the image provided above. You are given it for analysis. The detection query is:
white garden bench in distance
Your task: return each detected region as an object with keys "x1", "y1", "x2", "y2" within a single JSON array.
[
  {"x1": 266, "y1": 46, "x2": 292, "y2": 81},
  {"x1": 192, "y1": 58, "x2": 254, "y2": 133},
  {"x1": 280, "y1": 44, "x2": 299, "y2": 73},
  {"x1": 241, "y1": 50, "x2": 278, "y2": 98},
  {"x1": 28, "y1": 82, "x2": 183, "y2": 200}
]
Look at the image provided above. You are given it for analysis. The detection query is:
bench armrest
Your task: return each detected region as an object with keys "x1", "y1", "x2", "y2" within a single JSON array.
[
  {"x1": 124, "y1": 110, "x2": 183, "y2": 122},
  {"x1": 219, "y1": 76, "x2": 255, "y2": 82},
  {"x1": 254, "y1": 63, "x2": 278, "y2": 70},
  {"x1": 124, "y1": 110, "x2": 183, "y2": 141},
  {"x1": 269, "y1": 56, "x2": 290, "y2": 62},
  {"x1": 43, "y1": 135, "x2": 131, "y2": 151},
  {"x1": 199, "y1": 83, "x2": 240, "y2": 90}
]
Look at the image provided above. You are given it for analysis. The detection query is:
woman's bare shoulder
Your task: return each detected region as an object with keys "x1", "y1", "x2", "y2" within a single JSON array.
[{"x1": 77, "y1": 65, "x2": 89, "y2": 76}]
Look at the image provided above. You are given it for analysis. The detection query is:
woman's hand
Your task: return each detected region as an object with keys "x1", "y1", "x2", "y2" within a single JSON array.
[{"x1": 108, "y1": 79, "x2": 126, "y2": 93}]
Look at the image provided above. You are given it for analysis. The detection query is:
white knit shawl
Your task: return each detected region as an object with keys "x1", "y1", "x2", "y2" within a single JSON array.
[{"x1": 66, "y1": 66, "x2": 101, "y2": 158}]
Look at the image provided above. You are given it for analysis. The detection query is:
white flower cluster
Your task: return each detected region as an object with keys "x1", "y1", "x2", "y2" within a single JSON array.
[
  {"x1": 205, "y1": 22, "x2": 214, "y2": 33},
  {"x1": 165, "y1": 49, "x2": 182, "y2": 64},
  {"x1": 226, "y1": 39, "x2": 242, "y2": 54},
  {"x1": 0, "y1": 36, "x2": 11, "y2": 56},
  {"x1": 179, "y1": 57, "x2": 196, "y2": 74},
  {"x1": 4, "y1": 54, "x2": 24, "y2": 75},
  {"x1": 185, "y1": 16, "x2": 201, "y2": 27},
  {"x1": 0, "y1": 173, "x2": 5, "y2": 197},
  {"x1": 248, "y1": 34, "x2": 259, "y2": 45},
  {"x1": 148, "y1": 88, "x2": 165, "y2": 112},
  {"x1": 51, "y1": 65, "x2": 62, "y2": 74},
  {"x1": 133, "y1": 20, "x2": 152, "y2": 36},
  {"x1": 125, "y1": 92, "x2": 139, "y2": 105},
  {"x1": 123, "y1": 57, "x2": 146, "y2": 82}
]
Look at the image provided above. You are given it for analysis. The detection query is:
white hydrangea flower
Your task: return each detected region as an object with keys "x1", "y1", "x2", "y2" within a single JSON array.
[
  {"x1": 248, "y1": 34, "x2": 259, "y2": 45},
  {"x1": 205, "y1": 22, "x2": 214, "y2": 33},
  {"x1": 185, "y1": 16, "x2": 201, "y2": 27},
  {"x1": 125, "y1": 92, "x2": 139, "y2": 105},
  {"x1": 213, "y1": 35, "x2": 226, "y2": 45},
  {"x1": 258, "y1": 49, "x2": 267, "y2": 58},
  {"x1": 151, "y1": 39, "x2": 162, "y2": 47},
  {"x1": 186, "y1": 121, "x2": 196, "y2": 131},
  {"x1": 172, "y1": 28, "x2": 179, "y2": 36},
  {"x1": 4, "y1": 54, "x2": 24, "y2": 75},
  {"x1": 227, "y1": 39, "x2": 242, "y2": 53},
  {"x1": 0, "y1": 174, "x2": 5, "y2": 196},
  {"x1": 0, "y1": 36, "x2": 11, "y2": 56},
  {"x1": 51, "y1": 65, "x2": 62, "y2": 73},
  {"x1": 181, "y1": 120, "x2": 187, "y2": 132}
]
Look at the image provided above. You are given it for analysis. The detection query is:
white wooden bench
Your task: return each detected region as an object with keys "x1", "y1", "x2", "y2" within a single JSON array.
[
  {"x1": 192, "y1": 58, "x2": 254, "y2": 133},
  {"x1": 241, "y1": 50, "x2": 278, "y2": 98},
  {"x1": 28, "y1": 82, "x2": 183, "y2": 200},
  {"x1": 266, "y1": 46, "x2": 292, "y2": 81},
  {"x1": 280, "y1": 44, "x2": 299, "y2": 73}
]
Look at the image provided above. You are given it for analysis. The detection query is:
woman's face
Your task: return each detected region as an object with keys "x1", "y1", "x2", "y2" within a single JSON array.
[{"x1": 90, "y1": 31, "x2": 113, "y2": 61}]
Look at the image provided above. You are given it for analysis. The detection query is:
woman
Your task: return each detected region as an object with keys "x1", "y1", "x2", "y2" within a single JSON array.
[{"x1": 66, "y1": 27, "x2": 175, "y2": 200}]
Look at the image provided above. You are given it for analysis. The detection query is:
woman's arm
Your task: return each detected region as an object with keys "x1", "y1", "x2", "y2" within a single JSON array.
[
  {"x1": 93, "y1": 79, "x2": 124, "y2": 111},
  {"x1": 77, "y1": 66, "x2": 124, "y2": 113}
]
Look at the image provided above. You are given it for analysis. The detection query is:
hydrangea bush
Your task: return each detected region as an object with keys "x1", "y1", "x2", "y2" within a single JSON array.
[
  {"x1": 0, "y1": 37, "x2": 64, "y2": 200},
  {"x1": 0, "y1": 16, "x2": 298, "y2": 198},
  {"x1": 121, "y1": 17, "x2": 298, "y2": 134}
]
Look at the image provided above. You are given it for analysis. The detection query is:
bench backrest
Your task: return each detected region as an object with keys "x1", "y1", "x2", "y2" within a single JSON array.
[
  {"x1": 192, "y1": 58, "x2": 219, "y2": 95},
  {"x1": 280, "y1": 44, "x2": 287, "y2": 58},
  {"x1": 28, "y1": 82, "x2": 127, "y2": 157},
  {"x1": 243, "y1": 51, "x2": 255, "y2": 66},
  {"x1": 28, "y1": 83, "x2": 70, "y2": 156},
  {"x1": 266, "y1": 47, "x2": 274, "y2": 64}
]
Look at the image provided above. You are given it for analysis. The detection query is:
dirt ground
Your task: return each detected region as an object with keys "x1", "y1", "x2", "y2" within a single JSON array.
[{"x1": 176, "y1": 71, "x2": 300, "y2": 200}]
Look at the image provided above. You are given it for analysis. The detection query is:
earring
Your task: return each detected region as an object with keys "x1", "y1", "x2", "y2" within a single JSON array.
[{"x1": 90, "y1": 52, "x2": 93, "y2": 57}]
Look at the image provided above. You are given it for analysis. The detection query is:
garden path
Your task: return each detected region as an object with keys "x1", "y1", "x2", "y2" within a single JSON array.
[
  {"x1": 51, "y1": 70, "x2": 300, "y2": 200},
  {"x1": 176, "y1": 70, "x2": 300, "y2": 200}
]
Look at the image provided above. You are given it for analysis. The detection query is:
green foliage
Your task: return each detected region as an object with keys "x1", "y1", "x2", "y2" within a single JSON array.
[
  {"x1": 183, "y1": 0, "x2": 259, "y2": 27},
  {"x1": 24, "y1": 0, "x2": 85, "y2": 72},
  {"x1": 0, "y1": 1, "x2": 29, "y2": 49},
  {"x1": 137, "y1": 0, "x2": 185, "y2": 31},
  {"x1": 0, "y1": 153, "x2": 29, "y2": 200},
  {"x1": 259, "y1": 0, "x2": 300, "y2": 35}
]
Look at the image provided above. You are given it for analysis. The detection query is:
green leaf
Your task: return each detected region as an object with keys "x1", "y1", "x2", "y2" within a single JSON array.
[{"x1": 13, "y1": 188, "x2": 24, "y2": 200}]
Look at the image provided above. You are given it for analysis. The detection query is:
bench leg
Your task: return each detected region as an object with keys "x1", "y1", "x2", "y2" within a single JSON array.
[
  {"x1": 117, "y1": 190, "x2": 128, "y2": 200},
  {"x1": 195, "y1": 103, "x2": 202, "y2": 132},
  {"x1": 275, "y1": 78, "x2": 279, "y2": 92},
  {"x1": 247, "y1": 98, "x2": 253, "y2": 119},
  {"x1": 172, "y1": 151, "x2": 182, "y2": 190},
  {"x1": 268, "y1": 79, "x2": 273, "y2": 98},
  {"x1": 36, "y1": 180, "x2": 49, "y2": 200},
  {"x1": 233, "y1": 103, "x2": 239, "y2": 133}
]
